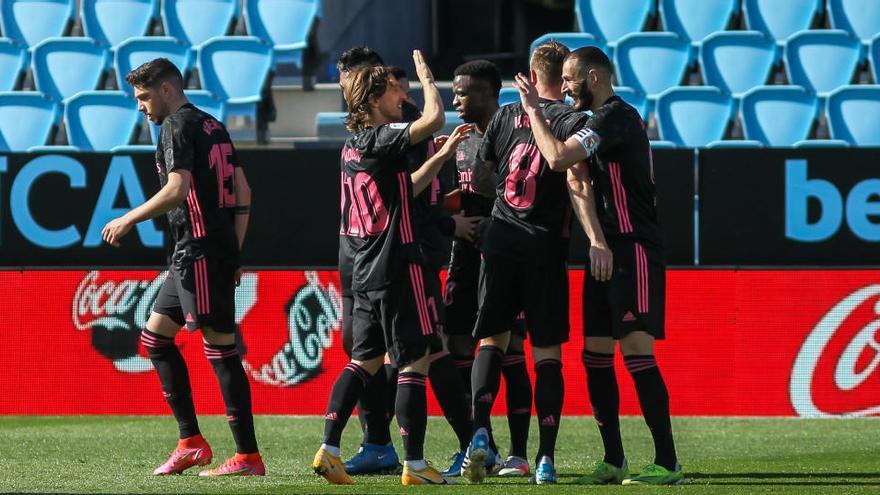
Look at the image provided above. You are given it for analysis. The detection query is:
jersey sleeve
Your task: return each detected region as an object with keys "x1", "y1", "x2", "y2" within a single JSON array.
[
  {"x1": 160, "y1": 117, "x2": 196, "y2": 173},
  {"x1": 582, "y1": 105, "x2": 625, "y2": 155}
]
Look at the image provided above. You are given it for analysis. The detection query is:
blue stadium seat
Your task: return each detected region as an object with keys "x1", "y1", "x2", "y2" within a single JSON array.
[
  {"x1": 315, "y1": 111, "x2": 347, "y2": 139},
  {"x1": 32, "y1": 38, "x2": 109, "y2": 103},
  {"x1": 700, "y1": 31, "x2": 778, "y2": 97},
  {"x1": 111, "y1": 144, "x2": 155, "y2": 152},
  {"x1": 743, "y1": 0, "x2": 823, "y2": 44},
  {"x1": 499, "y1": 87, "x2": 519, "y2": 106},
  {"x1": 115, "y1": 37, "x2": 192, "y2": 95},
  {"x1": 826, "y1": 85, "x2": 880, "y2": 146},
  {"x1": 828, "y1": 0, "x2": 880, "y2": 45},
  {"x1": 147, "y1": 89, "x2": 227, "y2": 143},
  {"x1": 655, "y1": 86, "x2": 734, "y2": 147},
  {"x1": 0, "y1": 40, "x2": 27, "y2": 91},
  {"x1": 65, "y1": 91, "x2": 139, "y2": 151},
  {"x1": 575, "y1": 0, "x2": 654, "y2": 45},
  {"x1": 0, "y1": 92, "x2": 60, "y2": 151},
  {"x1": 162, "y1": 0, "x2": 237, "y2": 47},
  {"x1": 197, "y1": 36, "x2": 272, "y2": 105},
  {"x1": 244, "y1": 0, "x2": 317, "y2": 69},
  {"x1": 613, "y1": 86, "x2": 648, "y2": 120},
  {"x1": 82, "y1": 0, "x2": 158, "y2": 48},
  {"x1": 649, "y1": 140, "x2": 678, "y2": 148},
  {"x1": 872, "y1": 34, "x2": 880, "y2": 83},
  {"x1": 441, "y1": 111, "x2": 465, "y2": 137},
  {"x1": 0, "y1": 0, "x2": 75, "y2": 48},
  {"x1": 27, "y1": 144, "x2": 80, "y2": 152},
  {"x1": 785, "y1": 30, "x2": 862, "y2": 97},
  {"x1": 793, "y1": 139, "x2": 851, "y2": 147},
  {"x1": 615, "y1": 33, "x2": 691, "y2": 99},
  {"x1": 530, "y1": 33, "x2": 610, "y2": 59},
  {"x1": 659, "y1": 0, "x2": 738, "y2": 45},
  {"x1": 705, "y1": 140, "x2": 764, "y2": 147},
  {"x1": 741, "y1": 86, "x2": 819, "y2": 146}
]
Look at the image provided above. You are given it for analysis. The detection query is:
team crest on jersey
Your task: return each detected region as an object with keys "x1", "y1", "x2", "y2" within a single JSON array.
[
  {"x1": 388, "y1": 122, "x2": 408, "y2": 129},
  {"x1": 202, "y1": 118, "x2": 223, "y2": 135}
]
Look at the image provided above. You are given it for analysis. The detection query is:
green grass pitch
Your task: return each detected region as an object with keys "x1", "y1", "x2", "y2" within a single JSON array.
[{"x1": 1, "y1": 416, "x2": 878, "y2": 494}]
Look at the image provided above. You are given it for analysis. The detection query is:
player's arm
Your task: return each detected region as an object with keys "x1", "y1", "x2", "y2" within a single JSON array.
[
  {"x1": 102, "y1": 170, "x2": 191, "y2": 247},
  {"x1": 233, "y1": 167, "x2": 251, "y2": 249},
  {"x1": 411, "y1": 123, "x2": 472, "y2": 195},
  {"x1": 408, "y1": 49, "x2": 445, "y2": 145},
  {"x1": 567, "y1": 163, "x2": 612, "y2": 281},
  {"x1": 512, "y1": 73, "x2": 597, "y2": 171}
]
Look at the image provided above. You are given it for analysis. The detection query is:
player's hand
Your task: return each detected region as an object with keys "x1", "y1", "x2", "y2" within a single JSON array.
[
  {"x1": 434, "y1": 134, "x2": 449, "y2": 150},
  {"x1": 102, "y1": 216, "x2": 133, "y2": 247},
  {"x1": 590, "y1": 243, "x2": 613, "y2": 282},
  {"x1": 452, "y1": 211, "x2": 483, "y2": 242},
  {"x1": 412, "y1": 49, "x2": 435, "y2": 85},
  {"x1": 437, "y1": 123, "x2": 473, "y2": 159},
  {"x1": 235, "y1": 268, "x2": 242, "y2": 287},
  {"x1": 513, "y1": 72, "x2": 541, "y2": 114}
]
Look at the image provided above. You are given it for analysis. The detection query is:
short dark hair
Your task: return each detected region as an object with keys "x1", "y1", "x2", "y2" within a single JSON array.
[
  {"x1": 454, "y1": 59, "x2": 502, "y2": 97},
  {"x1": 566, "y1": 46, "x2": 614, "y2": 77},
  {"x1": 530, "y1": 41, "x2": 570, "y2": 86},
  {"x1": 387, "y1": 65, "x2": 408, "y2": 80},
  {"x1": 125, "y1": 58, "x2": 183, "y2": 89},
  {"x1": 336, "y1": 46, "x2": 385, "y2": 73}
]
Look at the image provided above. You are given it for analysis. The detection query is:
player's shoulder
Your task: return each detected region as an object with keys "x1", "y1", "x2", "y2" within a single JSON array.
[{"x1": 594, "y1": 96, "x2": 640, "y2": 124}]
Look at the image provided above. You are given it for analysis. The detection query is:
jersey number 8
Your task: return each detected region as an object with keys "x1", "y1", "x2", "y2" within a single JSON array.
[{"x1": 503, "y1": 143, "x2": 541, "y2": 209}]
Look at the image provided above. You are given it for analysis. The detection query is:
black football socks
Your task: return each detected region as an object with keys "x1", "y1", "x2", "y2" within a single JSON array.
[
  {"x1": 625, "y1": 354, "x2": 678, "y2": 470},
  {"x1": 583, "y1": 350, "x2": 624, "y2": 467},
  {"x1": 396, "y1": 372, "x2": 428, "y2": 461},
  {"x1": 502, "y1": 350, "x2": 532, "y2": 459},
  {"x1": 141, "y1": 330, "x2": 200, "y2": 439},
  {"x1": 205, "y1": 343, "x2": 258, "y2": 454},
  {"x1": 534, "y1": 358, "x2": 563, "y2": 465}
]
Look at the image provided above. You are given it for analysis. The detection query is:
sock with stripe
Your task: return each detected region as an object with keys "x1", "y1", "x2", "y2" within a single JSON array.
[
  {"x1": 471, "y1": 345, "x2": 504, "y2": 433},
  {"x1": 396, "y1": 372, "x2": 428, "y2": 461},
  {"x1": 385, "y1": 365, "x2": 399, "y2": 432},
  {"x1": 323, "y1": 362, "x2": 372, "y2": 448},
  {"x1": 625, "y1": 354, "x2": 678, "y2": 470},
  {"x1": 429, "y1": 353, "x2": 473, "y2": 450},
  {"x1": 534, "y1": 358, "x2": 563, "y2": 465},
  {"x1": 502, "y1": 350, "x2": 532, "y2": 459},
  {"x1": 205, "y1": 343, "x2": 258, "y2": 454},
  {"x1": 358, "y1": 364, "x2": 393, "y2": 446},
  {"x1": 583, "y1": 350, "x2": 624, "y2": 467},
  {"x1": 452, "y1": 353, "x2": 475, "y2": 404},
  {"x1": 141, "y1": 330, "x2": 200, "y2": 439}
]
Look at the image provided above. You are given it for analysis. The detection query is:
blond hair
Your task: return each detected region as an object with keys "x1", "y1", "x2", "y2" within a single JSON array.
[{"x1": 529, "y1": 41, "x2": 570, "y2": 86}]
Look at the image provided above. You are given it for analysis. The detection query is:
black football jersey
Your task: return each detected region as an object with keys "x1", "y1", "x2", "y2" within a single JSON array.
[
  {"x1": 339, "y1": 122, "x2": 422, "y2": 291},
  {"x1": 478, "y1": 99, "x2": 588, "y2": 261},
  {"x1": 156, "y1": 103, "x2": 240, "y2": 263},
  {"x1": 454, "y1": 130, "x2": 496, "y2": 218},
  {"x1": 580, "y1": 95, "x2": 663, "y2": 249}
]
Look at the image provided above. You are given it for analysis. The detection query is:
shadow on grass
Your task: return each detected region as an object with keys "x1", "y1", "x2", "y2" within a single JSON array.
[{"x1": 687, "y1": 472, "x2": 880, "y2": 486}]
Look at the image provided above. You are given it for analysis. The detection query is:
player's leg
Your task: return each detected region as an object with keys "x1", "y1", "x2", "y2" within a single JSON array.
[
  {"x1": 146, "y1": 273, "x2": 211, "y2": 476},
  {"x1": 344, "y1": 357, "x2": 399, "y2": 475},
  {"x1": 498, "y1": 325, "x2": 532, "y2": 477}
]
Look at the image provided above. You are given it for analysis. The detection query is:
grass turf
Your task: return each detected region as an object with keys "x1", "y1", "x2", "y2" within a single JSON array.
[{"x1": 1, "y1": 416, "x2": 878, "y2": 494}]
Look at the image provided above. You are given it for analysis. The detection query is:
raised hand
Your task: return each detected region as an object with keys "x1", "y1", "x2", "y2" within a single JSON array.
[
  {"x1": 513, "y1": 72, "x2": 541, "y2": 114},
  {"x1": 412, "y1": 49, "x2": 435, "y2": 85}
]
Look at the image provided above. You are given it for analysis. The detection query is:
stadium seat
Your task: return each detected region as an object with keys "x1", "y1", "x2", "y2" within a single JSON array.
[
  {"x1": 111, "y1": 144, "x2": 155, "y2": 152},
  {"x1": 315, "y1": 111, "x2": 347, "y2": 139},
  {"x1": 499, "y1": 87, "x2": 519, "y2": 106},
  {"x1": 705, "y1": 139, "x2": 764, "y2": 147},
  {"x1": 613, "y1": 86, "x2": 648, "y2": 120},
  {"x1": 872, "y1": 34, "x2": 880, "y2": 83},
  {"x1": 0, "y1": 40, "x2": 27, "y2": 92},
  {"x1": 115, "y1": 37, "x2": 192, "y2": 95},
  {"x1": 32, "y1": 38, "x2": 109, "y2": 103},
  {"x1": 741, "y1": 86, "x2": 819, "y2": 146},
  {"x1": 27, "y1": 144, "x2": 80, "y2": 152},
  {"x1": 147, "y1": 89, "x2": 227, "y2": 143},
  {"x1": 0, "y1": 92, "x2": 60, "y2": 151},
  {"x1": 793, "y1": 139, "x2": 851, "y2": 147},
  {"x1": 162, "y1": 0, "x2": 237, "y2": 47},
  {"x1": 655, "y1": 86, "x2": 734, "y2": 147},
  {"x1": 243, "y1": 0, "x2": 317, "y2": 69},
  {"x1": 785, "y1": 30, "x2": 862, "y2": 97},
  {"x1": 743, "y1": 0, "x2": 823, "y2": 44},
  {"x1": 828, "y1": 0, "x2": 880, "y2": 45},
  {"x1": 64, "y1": 91, "x2": 140, "y2": 151},
  {"x1": 649, "y1": 140, "x2": 677, "y2": 148},
  {"x1": 197, "y1": 36, "x2": 272, "y2": 105},
  {"x1": 700, "y1": 31, "x2": 779, "y2": 97},
  {"x1": 0, "y1": 0, "x2": 75, "y2": 48},
  {"x1": 615, "y1": 33, "x2": 691, "y2": 99},
  {"x1": 530, "y1": 32, "x2": 610, "y2": 59},
  {"x1": 575, "y1": 0, "x2": 654, "y2": 45},
  {"x1": 659, "y1": 0, "x2": 738, "y2": 46},
  {"x1": 826, "y1": 85, "x2": 880, "y2": 146},
  {"x1": 441, "y1": 111, "x2": 465, "y2": 137},
  {"x1": 81, "y1": 0, "x2": 158, "y2": 48}
]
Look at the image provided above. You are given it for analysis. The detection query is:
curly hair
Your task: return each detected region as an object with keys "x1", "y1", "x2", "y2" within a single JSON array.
[{"x1": 344, "y1": 65, "x2": 392, "y2": 132}]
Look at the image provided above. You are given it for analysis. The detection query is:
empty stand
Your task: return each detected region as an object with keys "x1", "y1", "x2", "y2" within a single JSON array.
[
  {"x1": 65, "y1": 91, "x2": 140, "y2": 151},
  {"x1": 828, "y1": 0, "x2": 880, "y2": 45},
  {"x1": 0, "y1": 0, "x2": 75, "y2": 48},
  {"x1": 0, "y1": 92, "x2": 60, "y2": 151},
  {"x1": 244, "y1": 0, "x2": 317, "y2": 69},
  {"x1": 700, "y1": 31, "x2": 778, "y2": 97},
  {"x1": 741, "y1": 85, "x2": 819, "y2": 146},
  {"x1": 655, "y1": 86, "x2": 734, "y2": 147},
  {"x1": 743, "y1": 0, "x2": 823, "y2": 44},
  {"x1": 0, "y1": 40, "x2": 27, "y2": 92},
  {"x1": 615, "y1": 32, "x2": 691, "y2": 98},
  {"x1": 162, "y1": 0, "x2": 237, "y2": 47},
  {"x1": 614, "y1": 86, "x2": 648, "y2": 120},
  {"x1": 659, "y1": 0, "x2": 738, "y2": 45},
  {"x1": 826, "y1": 85, "x2": 880, "y2": 146},
  {"x1": 197, "y1": 36, "x2": 272, "y2": 104},
  {"x1": 574, "y1": 0, "x2": 654, "y2": 45},
  {"x1": 81, "y1": 0, "x2": 157, "y2": 48},
  {"x1": 785, "y1": 30, "x2": 862, "y2": 97},
  {"x1": 32, "y1": 38, "x2": 109, "y2": 103}
]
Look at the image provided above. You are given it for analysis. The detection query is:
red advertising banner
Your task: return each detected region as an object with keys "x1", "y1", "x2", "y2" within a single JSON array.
[{"x1": 1, "y1": 269, "x2": 878, "y2": 417}]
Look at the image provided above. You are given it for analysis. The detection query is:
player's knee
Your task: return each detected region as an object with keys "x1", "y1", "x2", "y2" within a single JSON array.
[
  {"x1": 399, "y1": 351, "x2": 432, "y2": 375},
  {"x1": 201, "y1": 326, "x2": 235, "y2": 346},
  {"x1": 619, "y1": 330, "x2": 654, "y2": 356},
  {"x1": 507, "y1": 335, "x2": 526, "y2": 353},
  {"x1": 584, "y1": 336, "x2": 616, "y2": 354},
  {"x1": 351, "y1": 356, "x2": 384, "y2": 375},
  {"x1": 532, "y1": 344, "x2": 561, "y2": 362},
  {"x1": 146, "y1": 312, "x2": 180, "y2": 338},
  {"x1": 479, "y1": 331, "x2": 510, "y2": 351}
]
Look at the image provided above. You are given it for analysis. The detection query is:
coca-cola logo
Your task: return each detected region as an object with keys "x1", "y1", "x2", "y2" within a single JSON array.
[
  {"x1": 243, "y1": 272, "x2": 341, "y2": 387},
  {"x1": 790, "y1": 284, "x2": 880, "y2": 417}
]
